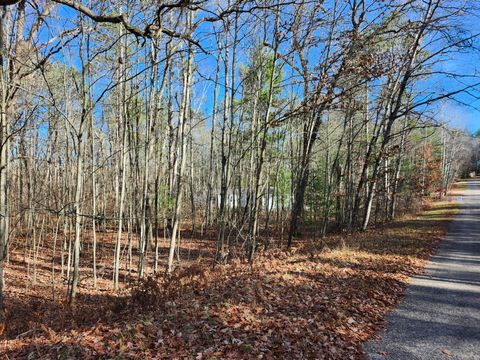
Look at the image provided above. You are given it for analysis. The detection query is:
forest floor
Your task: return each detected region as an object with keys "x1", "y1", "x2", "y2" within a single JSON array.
[{"x1": 0, "y1": 187, "x2": 464, "y2": 359}]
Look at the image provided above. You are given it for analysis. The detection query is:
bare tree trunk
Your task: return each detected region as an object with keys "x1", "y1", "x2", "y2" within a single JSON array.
[
  {"x1": 389, "y1": 116, "x2": 409, "y2": 219},
  {"x1": 249, "y1": 7, "x2": 280, "y2": 262},
  {"x1": 0, "y1": 10, "x2": 8, "y2": 319},
  {"x1": 167, "y1": 15, "x2": 193, "y2": 273},
  {"x1": 113, "y1": 28, "x2": 128, "y2": 290}
]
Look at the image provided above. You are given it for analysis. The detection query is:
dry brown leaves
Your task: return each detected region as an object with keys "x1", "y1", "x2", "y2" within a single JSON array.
[{"x1": 0, "y1": 201, "x2": 458, "y2": 359}]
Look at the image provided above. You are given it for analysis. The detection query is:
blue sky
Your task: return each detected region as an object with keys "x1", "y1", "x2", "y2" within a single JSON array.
[
  {"x1": 439, "y1": 53, "x2": 480, "y2": 134},
  {"x1": 436, "y1": 9, "x2": 480, "y2": 134},
  {"x1": 41, "y1": 1, "x2": 480, "y2": 135}
]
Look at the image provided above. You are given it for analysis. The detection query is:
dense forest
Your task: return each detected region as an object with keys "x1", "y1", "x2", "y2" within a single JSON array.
[{"x1": 0, "y1": 0, "x2": 479, "y2": 358}]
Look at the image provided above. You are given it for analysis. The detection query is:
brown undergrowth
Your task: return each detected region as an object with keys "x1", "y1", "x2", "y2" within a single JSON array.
[{"x1": 0, "y1": 190, "x2": 462, "y2": 359}]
